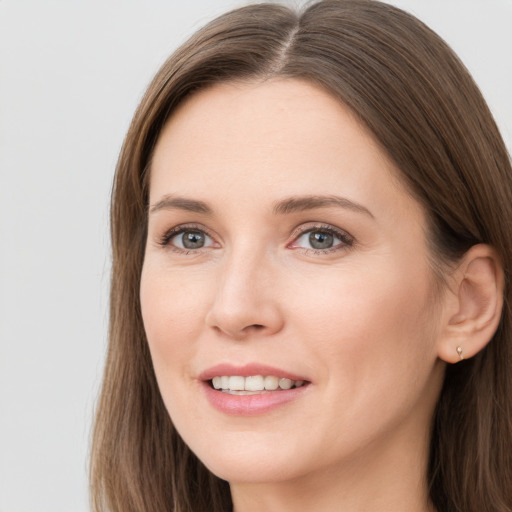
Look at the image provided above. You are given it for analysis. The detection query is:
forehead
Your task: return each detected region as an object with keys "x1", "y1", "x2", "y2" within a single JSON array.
[
  {"x1": 149, "y1": 79, "x2": 416, "y2": 221},
  {"x1": 153, "y1": 79, "x2": 378, "y2": 168}
]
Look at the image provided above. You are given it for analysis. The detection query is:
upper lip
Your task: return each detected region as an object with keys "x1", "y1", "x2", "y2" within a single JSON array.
[{"x1": 198, "y1": 363, "x2": 310, "y2": 382}]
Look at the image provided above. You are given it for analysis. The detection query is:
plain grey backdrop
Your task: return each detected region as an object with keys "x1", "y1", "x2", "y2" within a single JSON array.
[{"x1": 0, "y1": 1, "x2": 511, "y2": 511}]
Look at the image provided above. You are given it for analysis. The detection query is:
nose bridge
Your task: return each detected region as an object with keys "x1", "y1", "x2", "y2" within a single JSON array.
[
  {"x1": 220, "y1": 247, "x2": 259, "y2": 299},
  {"x1": 206, "y1": 242, "x2": 282, "y2": 338}
]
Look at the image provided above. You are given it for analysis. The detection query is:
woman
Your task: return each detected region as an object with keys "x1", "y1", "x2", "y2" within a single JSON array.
[{"x1": 90, "y1": 1, "x2": 512, "y2": 511}]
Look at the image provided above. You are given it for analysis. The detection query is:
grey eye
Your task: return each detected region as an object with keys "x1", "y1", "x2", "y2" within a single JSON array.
[
  {"x1": 309, "y1": 231, "x2": 334, "y2": 249},
  {"x1": 292, "y1": 228, "x2": 349, "y2": 252},
  {"x1": 172, "y1": 230, "x2": 213, "y2": 249},
  {"x1": 182, "y1": 231, "x2": 205, "y2": 249}
]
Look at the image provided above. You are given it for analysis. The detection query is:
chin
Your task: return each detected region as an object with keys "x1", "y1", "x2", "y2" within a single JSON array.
[
  {"x1": 202, "y1": 455, "x2": 303, "y2": 484},
  {"x1": 181, "y1": 428, "x2": 311, "y2": 484}
]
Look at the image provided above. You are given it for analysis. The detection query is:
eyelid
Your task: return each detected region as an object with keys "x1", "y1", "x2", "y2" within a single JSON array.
[
  {"x1": 287, "y1": 223, "x2": 354, "y2": 252},
  {"x1": 155, "y1": 221, "x2": 354, "y2": 254},
  {"x1": 157, "y1": 223, "x2": 219, "y2": 249}
]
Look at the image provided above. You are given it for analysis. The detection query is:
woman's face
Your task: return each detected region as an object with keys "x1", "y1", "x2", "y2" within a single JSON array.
[{"x1": 141, "y1": 79, "x2": 446, "y2": 485}]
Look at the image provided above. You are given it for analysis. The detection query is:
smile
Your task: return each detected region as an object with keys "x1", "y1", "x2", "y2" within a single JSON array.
[
  {"x1": 211, "y1": 375, "x2": 305, "y2": 394},
  {"x1": 200, "y1": 365, "x2": 311, "y2": 415}
]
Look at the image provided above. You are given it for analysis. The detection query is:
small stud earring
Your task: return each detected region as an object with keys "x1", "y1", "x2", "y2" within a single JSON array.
[{"x1": 456, "y1": 346, "x2": 464, "y2": 361}]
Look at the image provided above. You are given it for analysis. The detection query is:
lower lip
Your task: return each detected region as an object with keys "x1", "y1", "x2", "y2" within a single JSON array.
[{"x1": 202, "y1": 382, "x2": 310, "y2": 416}]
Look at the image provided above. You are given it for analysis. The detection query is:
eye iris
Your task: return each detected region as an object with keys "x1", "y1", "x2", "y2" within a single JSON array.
[
  {"x1": 309, "y1": 231, "x2": 333, "y2": 249},
  {"x1": 182, "y1": 231, "x2": 205, "y2": 249}
]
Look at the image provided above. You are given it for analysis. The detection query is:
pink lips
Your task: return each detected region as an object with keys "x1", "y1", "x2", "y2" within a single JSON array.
[{"x1": 199, "y1": 363, "x2": 311, "y2": 416}]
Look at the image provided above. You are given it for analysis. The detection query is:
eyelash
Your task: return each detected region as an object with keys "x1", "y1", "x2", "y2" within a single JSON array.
[
  {"x1": 157, "y1": 223, "x2": 354, "y2": 255},
  {"x1": 158, "y1": 223, "x2": 216, "y2": 253},
  {"x1": 288, "y1": 224, "x2": 354, "y2": 255}
]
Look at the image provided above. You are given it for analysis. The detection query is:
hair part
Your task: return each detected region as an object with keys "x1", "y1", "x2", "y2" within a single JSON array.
[{"x1": 91, "y1": 2, "x2": 512, "y2": 511}]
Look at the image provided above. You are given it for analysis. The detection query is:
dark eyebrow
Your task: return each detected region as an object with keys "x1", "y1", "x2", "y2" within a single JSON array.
[
  {"x1": 149, "y1": 195, "x2": 212, "y2": 215},
  {"x1": 272, "y1": 195, "x2": 374, "y2": 217},
  {"x1": 149, "y1": 194, "x2": 372, "y2": 217}
]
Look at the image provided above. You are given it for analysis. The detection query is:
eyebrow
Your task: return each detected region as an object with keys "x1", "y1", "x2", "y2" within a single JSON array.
[
  {"x1": 149, "y1": 195, "x2": 212, "y2": 215},
  {"x1": 149, "y1": 193, "x2": 373, "y2": 218},
  {"x1": 272, "y1": 195, "x2": 374, "y2": 217}
]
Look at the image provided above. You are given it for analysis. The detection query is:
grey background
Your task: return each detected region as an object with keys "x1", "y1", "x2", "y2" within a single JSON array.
[{"x1": 1, "y1": 1, "x2": 511, "y2": 511}]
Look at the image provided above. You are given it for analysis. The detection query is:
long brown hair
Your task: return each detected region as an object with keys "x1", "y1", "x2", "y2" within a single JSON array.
[{"x1": 90, "y1": 1, "x2": 512, "y2": 511}]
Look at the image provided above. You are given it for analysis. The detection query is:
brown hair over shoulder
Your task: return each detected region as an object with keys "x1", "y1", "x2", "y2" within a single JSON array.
[{"x1": 90, "y1": 1, "x2": 512, "y2": 511}]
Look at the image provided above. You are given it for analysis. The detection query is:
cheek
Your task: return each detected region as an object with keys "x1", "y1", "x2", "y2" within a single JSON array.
[
  {"x1": 140, "y1": 265, "x2": 210, "y2": 375},
  {"x1": 281, "y1": 262, "x2": 441, "y2": 451},
  {"x1": 287, "y1": 259, "x2": 438, "y2": 386}
]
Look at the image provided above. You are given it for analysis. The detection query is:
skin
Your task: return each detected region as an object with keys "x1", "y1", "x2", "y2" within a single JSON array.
[{"x1": 140, "y1": 79, "x2": 449, "y2": 512}]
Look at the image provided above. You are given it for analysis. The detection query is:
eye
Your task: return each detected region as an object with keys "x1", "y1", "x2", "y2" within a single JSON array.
[
  {"x1": 175, "y1": 230, "x2": 211, "y2": 249},
  {"x1": 306, "y1": 230, "x2": 336, "y2": 250},
  {"x1": 160, "y1": 227, "x2": 216, "y2": 251},
  {"x1": 289, "y1": 226, "x2": 353, "y2": 252}
]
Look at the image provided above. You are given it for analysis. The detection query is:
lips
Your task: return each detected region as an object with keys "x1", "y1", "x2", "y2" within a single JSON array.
[
  {"x1": 199, "y1": 363, "x2": 311, "y2": 415},
  {"x1": 211, "y1": 375, "x2": 305, "y2": 394}
]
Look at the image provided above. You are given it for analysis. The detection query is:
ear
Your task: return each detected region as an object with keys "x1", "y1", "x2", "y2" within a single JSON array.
[{"x1": 437, "y1": 244, "x2": 504, "y2": 364}]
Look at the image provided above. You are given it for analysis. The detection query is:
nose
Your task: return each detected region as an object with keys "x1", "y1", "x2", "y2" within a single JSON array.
[{"x1": 205, "y1": 249, "x2": 284, "y2": 340}]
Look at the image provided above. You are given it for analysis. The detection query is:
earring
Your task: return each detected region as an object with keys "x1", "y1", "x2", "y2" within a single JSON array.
[{"x1": 456, "y1": 346, "x2": 464, "y2": 361}]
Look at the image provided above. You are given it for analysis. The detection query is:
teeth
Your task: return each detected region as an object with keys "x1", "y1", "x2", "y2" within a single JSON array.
[
  {"x1": 210, "y1": 375, "x2": 306, "y2": 392},
  {"x1": 229, "y1": 376, "x2": 245, "y2": 391},
  {"x1": 245, "y1": 375, "x2": 264, "y2": 391},
  {"x1": 264, "y1": 375, "x2": 279, "y2": 390},
  {"x1": 279, "y1": 378, "x2": 293, "y2": 390}
]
